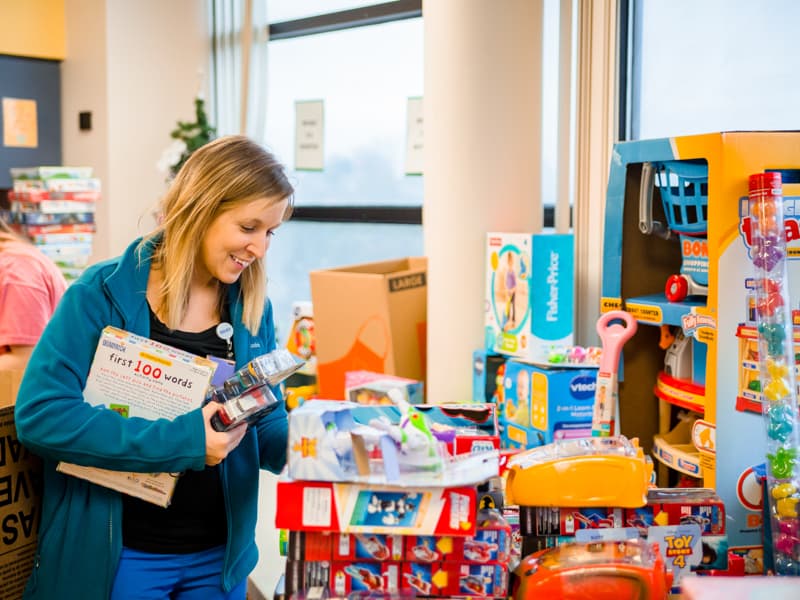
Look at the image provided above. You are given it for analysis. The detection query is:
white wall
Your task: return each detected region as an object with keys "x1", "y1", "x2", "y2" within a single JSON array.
[{"x1": 61, "y1": 2, "x2": 284, "y2": 596}]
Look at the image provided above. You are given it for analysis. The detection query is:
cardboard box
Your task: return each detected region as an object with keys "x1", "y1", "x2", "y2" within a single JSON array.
[
  {"x1": 485, "y1": 233, "x2": 574, "y2": 362},
  {"x1": 310, "y1": 257, "x2": 427, "y2": 399},
  {"x1": 500, "y1": 361, "x2": 596, "y2": 449},
  {"x1": 0, "y1": 370, "x2": 40, "y2": 600}
]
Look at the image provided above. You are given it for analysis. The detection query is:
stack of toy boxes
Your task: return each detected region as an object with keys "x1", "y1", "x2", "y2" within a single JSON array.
[
  {"x1": 285, "y1": 510, "x2": 511, "y2": 597},
  {"x1": 7, "y1": 166, "x2": 99, "y2": 282},
  {"x1": 482, "y1": 233, "x2": 597, "y2": 449},
  {"x1": 276, "y1": 399, "x2": 509, "y2": 597}
]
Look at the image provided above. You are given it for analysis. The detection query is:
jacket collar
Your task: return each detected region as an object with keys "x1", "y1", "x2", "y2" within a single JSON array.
[
  {"x1": 102, "y1": 235, "x2": 251, "y2": 365},
  {"x1": 103, "y1": 236, "x2": 154, "y2": 334}
]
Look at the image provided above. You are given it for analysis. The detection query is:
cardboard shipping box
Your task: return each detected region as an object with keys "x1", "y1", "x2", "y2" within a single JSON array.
[
  {"x1": 0, "y1": 370, "x2": 40, "y2": 599},
  {"x1": 310, "y1": 257, "x2": 427, "y2": 399}
]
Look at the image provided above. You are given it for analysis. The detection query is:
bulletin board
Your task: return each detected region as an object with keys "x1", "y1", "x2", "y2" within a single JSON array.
[{"x1": 0, "y1": 55, "x2": 61, "y2": 189}]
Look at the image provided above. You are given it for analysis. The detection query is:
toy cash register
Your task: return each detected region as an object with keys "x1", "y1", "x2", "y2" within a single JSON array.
[{"x1": 504, "y1": 436, "x2": 652, "y2": 508}]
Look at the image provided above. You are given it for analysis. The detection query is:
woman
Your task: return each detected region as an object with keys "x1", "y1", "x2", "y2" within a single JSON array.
[
  {"x1": 15, "y1": 135, "x2": 294, "y2": 599},
  {"x1": 0, "y1": 218, "x2": 67, "y2": 370}
]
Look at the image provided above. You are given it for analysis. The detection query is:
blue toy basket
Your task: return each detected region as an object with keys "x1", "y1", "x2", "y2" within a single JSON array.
[{"x1": 654, "y1": 161, "x2": 709, "y2": 236}]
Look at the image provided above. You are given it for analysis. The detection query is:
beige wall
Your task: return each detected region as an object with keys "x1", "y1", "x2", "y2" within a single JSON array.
[
  {"x1": 62, "y1": 0, "x2": 210, "y2": 261},
  {"x1": 0, "y1": 0, "x2": 66, "y2": 59}
]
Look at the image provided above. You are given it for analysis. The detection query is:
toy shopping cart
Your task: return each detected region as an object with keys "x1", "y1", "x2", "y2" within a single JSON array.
[{"x1": 639, "y1": 160, "x2": 709, "y2": 302}]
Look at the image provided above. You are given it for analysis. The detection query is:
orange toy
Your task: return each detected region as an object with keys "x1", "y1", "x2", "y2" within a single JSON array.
[{"x1": 513, "y1": 539, "x2": 672, "y2": 600}]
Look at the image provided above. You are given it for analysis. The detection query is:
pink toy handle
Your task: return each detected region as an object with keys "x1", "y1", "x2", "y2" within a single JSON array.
[{"x1": 596, "y1": 310, "x2": 638, "y2": 372}]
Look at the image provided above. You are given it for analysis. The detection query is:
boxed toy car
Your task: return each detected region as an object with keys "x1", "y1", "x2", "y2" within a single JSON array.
[
  {"x1": 333, "y1": 533, "x2": 404, "y2": 561},
  {"x1": 330, "y1": 561, "x2": 402, "y2": 595},
  {"x1": 624, "y1": 487, "x2": 726, "y2": 535},
  {"x1": 485, "y1": 233, "x2": 574, "y2": 362},
  {"x1": 400, "y1": 563, "x2": 508, "y2": 597},
  {"x1": 405, "y1": 509, "x2": 511, "y2": 564},
  {"x1": 500, "y1": 361, "x2": 596, "y2": 449}
]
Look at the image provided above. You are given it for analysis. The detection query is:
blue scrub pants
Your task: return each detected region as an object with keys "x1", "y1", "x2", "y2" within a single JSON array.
[{"x1": 111, "y1": 545, "x2": 247, "y2": 600}]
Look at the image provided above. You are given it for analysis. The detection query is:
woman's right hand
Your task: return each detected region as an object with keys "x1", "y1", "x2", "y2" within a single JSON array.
[{"x1": 202, "y1": 402, "x2": 248, "y2": 466}]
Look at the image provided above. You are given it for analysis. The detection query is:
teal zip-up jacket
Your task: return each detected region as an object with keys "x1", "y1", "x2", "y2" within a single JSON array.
[{"x1": 14, "y1": 236, "x2": 288, "y2": 599}]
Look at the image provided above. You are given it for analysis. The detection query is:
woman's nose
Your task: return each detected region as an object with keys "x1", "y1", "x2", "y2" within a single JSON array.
[{"x1": 247, "y1": 236, "x2": 269, "y2": 259}]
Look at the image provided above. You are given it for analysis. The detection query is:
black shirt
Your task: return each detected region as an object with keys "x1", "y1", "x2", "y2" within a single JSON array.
[{"x1": 121, "y1": 305, "x2": 232, "y2": 553}]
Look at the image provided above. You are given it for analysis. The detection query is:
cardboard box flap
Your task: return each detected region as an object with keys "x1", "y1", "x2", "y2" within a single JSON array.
[
  {"x1": 312, "y1": 256, "x2": 426, "y2": 277},
  {"x1": 0, "y1": 369, "x2": 25, "y2": 409}
]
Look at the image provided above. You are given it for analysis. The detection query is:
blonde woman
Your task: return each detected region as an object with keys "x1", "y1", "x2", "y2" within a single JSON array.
[
  {"x1": 15, "y1": 136, "x2": 294, "y2": 600},
  {"x1": 0, "y1": 218, "x2": 67, "y2": 370}
]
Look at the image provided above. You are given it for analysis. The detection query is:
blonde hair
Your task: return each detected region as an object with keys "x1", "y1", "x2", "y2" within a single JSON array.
[{"x1": 142, "y1": 135, "x2": 294, "y2": 335}]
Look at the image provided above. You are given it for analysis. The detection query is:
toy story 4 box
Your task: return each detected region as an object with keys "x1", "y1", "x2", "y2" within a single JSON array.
[
  {"x1": 599, "y1": 131, "x2": 800, "y2": 565},
  {"x1": 485, "y1": 233, "x2": 574, "y2": 362}
]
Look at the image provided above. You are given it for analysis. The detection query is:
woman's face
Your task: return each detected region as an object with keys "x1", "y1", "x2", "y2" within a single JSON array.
[{"x1": 197, "y1": 195, "x2": 288, "y2": 285}]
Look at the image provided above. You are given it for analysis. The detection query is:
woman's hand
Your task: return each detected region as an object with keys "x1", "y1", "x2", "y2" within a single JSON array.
[{"x1": 202, "y1": 402, "x2": 248, "y2": 466}]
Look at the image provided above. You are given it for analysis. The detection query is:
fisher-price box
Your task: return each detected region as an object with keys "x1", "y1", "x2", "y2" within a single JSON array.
[
  {"x1": 485, "y1": 233, "x2": 574, "y2": 362},
  {"x1": 500, "y1": 361, "x2": 596, "y2": 449}
]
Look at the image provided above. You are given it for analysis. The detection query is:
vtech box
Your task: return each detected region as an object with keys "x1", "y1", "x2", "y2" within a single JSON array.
[{"x1": 500, "y1": 361, "x2": 596, "y2": 449}]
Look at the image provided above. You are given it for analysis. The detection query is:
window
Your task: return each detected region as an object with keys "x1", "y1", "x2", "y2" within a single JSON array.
[
  {"x1": 262, "y1": 1, "x2": 423, "y2": 338},
  {"x1": 626, "y1": 0, "x2": 800, "y2": 139}
]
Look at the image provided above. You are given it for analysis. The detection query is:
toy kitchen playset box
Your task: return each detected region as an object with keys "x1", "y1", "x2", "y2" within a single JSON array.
[{"x1": 599, "y1": 131, "x2": 800, "y2": 569}]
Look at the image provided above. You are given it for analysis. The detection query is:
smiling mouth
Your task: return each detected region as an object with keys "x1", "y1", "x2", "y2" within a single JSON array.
[{"x1": 231, "y1": 255, "x2": 251, "y2": 268}]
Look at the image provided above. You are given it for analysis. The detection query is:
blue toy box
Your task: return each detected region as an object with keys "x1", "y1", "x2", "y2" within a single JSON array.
[
  {"x1": 471, "y1": 348, "x2": 506, "y2": 404},
  {"x1": 500, "y1": 361, "x2": 596, "y2": 449},
  {"x1": 485, "y1": 233, "x2": 574, "y2": 363}
]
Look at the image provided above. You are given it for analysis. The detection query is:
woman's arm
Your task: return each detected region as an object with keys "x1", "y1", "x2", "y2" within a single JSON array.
[
  {"x1": 14, "y1": 278, "x2": 207, "y2": 474},
  {"x1": 252, "y1": 299, "x2": 289, "y2": 472}
]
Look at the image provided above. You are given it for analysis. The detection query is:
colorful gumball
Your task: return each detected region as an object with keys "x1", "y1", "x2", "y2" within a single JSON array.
[
  {"x1": 772, "y1": 482, "x2": 798, "y2": 500},
  {"x1": 768, "y1": 446, "x2": 798, "y2": 479},
  {"x1": 776, "y1": 496, "x2": 799, "y2": 519},
  {"x1": 758, "y1": 322, "x2": 786, "y2": 356},
  {"x1": 767, "y1": 405, "x2": 795, "y2": 442}
]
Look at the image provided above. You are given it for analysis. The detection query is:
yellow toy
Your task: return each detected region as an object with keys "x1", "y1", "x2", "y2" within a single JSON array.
[{"x1": 504, "y1": 436, "x2": 652, "y2": 508}]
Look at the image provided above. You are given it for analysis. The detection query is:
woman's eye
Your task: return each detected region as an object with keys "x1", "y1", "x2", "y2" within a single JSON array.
[
  {"x1": 241, "y1": 225, "x2": 256, "y2": 233},
  {"x1": 267, "y1": 229, "x2": 276, "y2": 238}
]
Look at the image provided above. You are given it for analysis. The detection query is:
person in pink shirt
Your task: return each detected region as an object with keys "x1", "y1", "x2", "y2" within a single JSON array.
[{"x1": 0, "y1": 218, "x2": 67, "y2": 369}]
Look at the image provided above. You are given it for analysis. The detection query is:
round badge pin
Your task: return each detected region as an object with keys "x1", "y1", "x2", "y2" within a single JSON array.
[{"x1": 216, "y1": 322, "x2": 234, "y2": 341}]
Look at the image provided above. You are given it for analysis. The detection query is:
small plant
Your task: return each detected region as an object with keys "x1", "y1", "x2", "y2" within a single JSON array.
[{"x1": 157, "y1": 97, "x2": 217, "y2": 180}]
